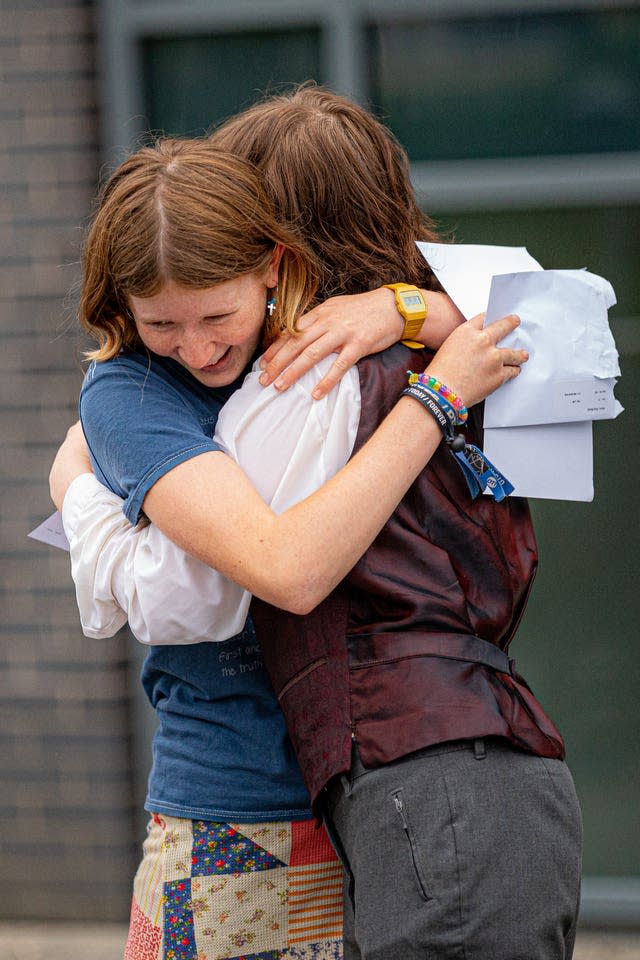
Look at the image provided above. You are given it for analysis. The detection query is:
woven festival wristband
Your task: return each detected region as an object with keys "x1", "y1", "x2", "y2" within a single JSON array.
[
  {"x1": 401, "y1": 383, "x2": 514, "y2": 502},
  {"x1": 417, "y1": 384, "x2": 460, "y2": 430},
  {"x1": 401, "y1": 383, "x2": 466, "y2": 451}
]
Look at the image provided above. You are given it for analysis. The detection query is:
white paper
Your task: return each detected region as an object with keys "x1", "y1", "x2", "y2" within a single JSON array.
[
  {"x1": 483, "y1": 269, "x2": 622, "y2": 427},
  {"x1": 416, "y1": 242, "x2": 612, "y2": 501},
  {"x1": 416, "y1": 242, "x2": 543, "y2": 319},
  {"x1": 28, "y1": 511, "x2": 70, "y2": 551},
  {"x1": 483, "y1": 422, "x2": 594, "y2": 502}
]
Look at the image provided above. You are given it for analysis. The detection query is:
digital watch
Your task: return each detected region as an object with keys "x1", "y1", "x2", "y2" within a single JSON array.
[{"x1": 383, "y1": 283, "x2": 427, "y2": 348}]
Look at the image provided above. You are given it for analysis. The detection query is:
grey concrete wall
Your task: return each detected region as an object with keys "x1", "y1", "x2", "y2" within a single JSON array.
[{"x1": 0, "y1": 0, "x2": 137, "y2": 921}]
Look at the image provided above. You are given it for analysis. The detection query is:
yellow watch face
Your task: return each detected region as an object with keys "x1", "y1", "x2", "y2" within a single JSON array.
[{"x1": 397, "y1": 289, "x2": 426, "y2": 316}]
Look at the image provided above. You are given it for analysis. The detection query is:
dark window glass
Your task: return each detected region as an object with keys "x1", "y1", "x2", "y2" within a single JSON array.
[
  {"x1": 435, "y1": 204, "x2": 640, "y2": 318},
  {"x1": 434, "y1": 204, "x2": 639, "y2": 875},
  {"x1": 141, "y1": 29, "x2": 321, "y2": 137},
  {"x1": 369, "y1": 10, "x2": 640, "y2": 161}
]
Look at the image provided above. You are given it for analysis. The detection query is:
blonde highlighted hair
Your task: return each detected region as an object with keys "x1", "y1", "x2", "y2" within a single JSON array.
[{"x1": 80, "y1": 138, "x2": 317, "y2": 361}]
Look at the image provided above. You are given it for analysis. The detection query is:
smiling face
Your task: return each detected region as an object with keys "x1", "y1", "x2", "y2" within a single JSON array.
[{"x1": 129, "y1": 263, "x2": 279, "y2": 389}]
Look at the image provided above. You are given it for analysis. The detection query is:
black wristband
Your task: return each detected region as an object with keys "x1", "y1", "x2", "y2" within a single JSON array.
[{"x1": 402, "y1": 384, "x2": 466, "y2": 451}]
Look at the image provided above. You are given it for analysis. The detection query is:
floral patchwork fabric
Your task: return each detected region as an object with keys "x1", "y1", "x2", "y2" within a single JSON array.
[{"x1": 124, "y1": 814, "x2": 343, "y2": 960}]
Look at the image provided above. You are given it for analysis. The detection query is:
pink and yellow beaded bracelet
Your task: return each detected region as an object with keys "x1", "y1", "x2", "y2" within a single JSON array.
[{"x1": 407, "y1": 372, "x2": 468, "y2": 424}]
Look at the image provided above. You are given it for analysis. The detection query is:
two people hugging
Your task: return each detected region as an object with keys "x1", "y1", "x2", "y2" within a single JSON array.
[{"x1": 50, "y1": 86, "x2": 582, "y2": 960}]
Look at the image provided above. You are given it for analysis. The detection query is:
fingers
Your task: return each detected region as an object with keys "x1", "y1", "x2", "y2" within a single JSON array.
[
  {"x1": 502, "y1": 363, "x2": 524, "y2": 384},
  {"x1": 259, "y1": 302, "x2": 338, "y2": 385},
  {"x1": 260, "y1": 333, "x2": 293, "y2": 368},
  {"x1": 426, "y1": 310, "x2": 530, "y2": 407},
  {"x1": 508, "y1": 348, "x2": 529, "y2": 366},
  {"x1": 260, "y1": 311, "x2": 526, "y2": 400},
  {"x1": 466, "y1": 312, "x2": 487, "y2": 328},
  {"x1": 259, "y1": 337, "x2": 318, "y2": 388},
  {"x1": 310, "y1": 352, "x2": 354, "y2": 400},
  {"x1": 264, "y1": 346, "x2": 356, "y2": 398},
  {"x1": 262, "y1": 339, "x2": 327, "y2": 392},
  {"x1": 497, "y1": 344, "x2": 529, "y2": 388},
  {"x1": 258, "y1": 334, "x2": 298, "y2": 385},
  {"x1": 484, "y1": 313, "x2": 521, "y2": 343},
  {"x1": 258, "y1": 318, "x2": 356, "y2": 393}
]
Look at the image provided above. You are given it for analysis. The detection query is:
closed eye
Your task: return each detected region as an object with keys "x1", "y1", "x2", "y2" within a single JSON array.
[{"x1": 204, "y1": 313, "x2": 234, "y2": 324}]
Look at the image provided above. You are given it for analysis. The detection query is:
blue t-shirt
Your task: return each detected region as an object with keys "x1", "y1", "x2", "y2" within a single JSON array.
[
  {"x1": 80, "y1": 351, "x2": 312, "y2": 821},
  {"x1": 81, "y1": 352, "x2": 231, "y2": 525}
]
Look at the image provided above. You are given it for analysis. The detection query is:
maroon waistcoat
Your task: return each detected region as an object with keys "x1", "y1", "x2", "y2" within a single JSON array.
[{"x1": 251, "y1": 345, "x2": 565, "y2": 811}]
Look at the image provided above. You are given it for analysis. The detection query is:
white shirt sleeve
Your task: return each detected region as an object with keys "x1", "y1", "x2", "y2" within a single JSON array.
[
  {"x1": 62, "y1": 473, "x2": 251, "y2": 644},
  {"x1": 62, "y1": 358, "x2": 361, "y2": 644}
]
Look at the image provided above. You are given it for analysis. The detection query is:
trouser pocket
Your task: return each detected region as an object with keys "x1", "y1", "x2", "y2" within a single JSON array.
[{"x1": 391, "y1": 788, "x2": 434, "y2": 901}]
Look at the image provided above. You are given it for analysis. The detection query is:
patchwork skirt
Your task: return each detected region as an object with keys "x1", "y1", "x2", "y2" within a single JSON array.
[{"x1": 124, "y1": 813, "x2": 344, "y2": 960}]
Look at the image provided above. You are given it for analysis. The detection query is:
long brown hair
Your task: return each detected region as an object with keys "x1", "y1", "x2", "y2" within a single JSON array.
[
  {"x1": 81, "y1": 138, "x2": 317, "y2": 360},
  {"x1": 212, "y1": 84, "x2": 441, "y2": 304}
]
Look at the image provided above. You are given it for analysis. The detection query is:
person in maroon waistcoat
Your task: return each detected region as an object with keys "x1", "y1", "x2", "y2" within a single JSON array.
[{"x1": 214, "y1": 86, "x2": 583, "y2": 959}]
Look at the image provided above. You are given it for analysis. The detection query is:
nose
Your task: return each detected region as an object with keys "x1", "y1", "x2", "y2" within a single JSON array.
[{"x1": 176, "y1": 330, "x2": 217, "y2": 369}]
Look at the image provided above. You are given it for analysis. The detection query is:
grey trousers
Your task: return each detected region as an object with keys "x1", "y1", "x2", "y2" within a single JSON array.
[{"x1": 323, "y1": 738, "x2": 583, "y2": 960}]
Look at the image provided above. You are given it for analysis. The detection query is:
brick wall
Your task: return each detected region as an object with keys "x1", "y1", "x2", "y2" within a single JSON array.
[{"x1": 0, "y1": 0, "x2": 137, "y2": 921}]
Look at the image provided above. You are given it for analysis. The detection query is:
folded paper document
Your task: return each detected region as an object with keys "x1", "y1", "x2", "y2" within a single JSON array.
[
  {"x1": 416, "y1": 242, "x2": 622, "y2": 501},
  {"x1": 483, "y1": 269, "x2": 621, "y2": 428}
]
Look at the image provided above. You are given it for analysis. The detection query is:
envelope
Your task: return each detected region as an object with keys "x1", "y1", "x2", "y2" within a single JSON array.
[{"x1": 483, "y1": 422, "x2": 594, "y2": 502}]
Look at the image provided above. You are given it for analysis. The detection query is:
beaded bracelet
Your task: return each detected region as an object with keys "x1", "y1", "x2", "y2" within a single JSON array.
[{"x1": 407, "y1": 372, "x2": 468, "y2": 424}]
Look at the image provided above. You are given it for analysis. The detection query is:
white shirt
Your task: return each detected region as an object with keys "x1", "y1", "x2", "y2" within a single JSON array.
[{"x1": 62, "y1": 358, "x2": 361, "y2": 644}]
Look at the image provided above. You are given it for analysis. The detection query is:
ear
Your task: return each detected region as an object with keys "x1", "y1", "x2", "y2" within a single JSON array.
[{"x1": 265, "y1": 243, "x2": 285, "y2": 287}]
